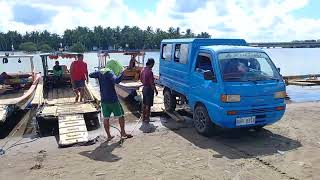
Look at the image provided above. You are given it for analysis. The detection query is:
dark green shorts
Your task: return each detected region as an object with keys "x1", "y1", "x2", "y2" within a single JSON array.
[{"x1": 101, "y1": 102, "x2": 124, "y2": 118}]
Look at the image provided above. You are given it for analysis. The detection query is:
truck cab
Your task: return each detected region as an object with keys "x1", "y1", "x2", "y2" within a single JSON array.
[{"x1": 159, "y1": 38, "x2": 286, "y2": 136}]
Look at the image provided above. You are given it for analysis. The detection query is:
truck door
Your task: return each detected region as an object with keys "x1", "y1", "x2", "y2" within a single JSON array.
[{"x1": 190, "y1": 51, "x2": 219, "y2": 108}]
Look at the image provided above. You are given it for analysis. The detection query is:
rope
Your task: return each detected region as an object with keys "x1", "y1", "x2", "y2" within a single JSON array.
[
  {"x1": 0, "y1": 137, "x2": 40, "y2": 157},
  {"x1": 0, "y1": 108, "x2": 39, "y2": 156}
]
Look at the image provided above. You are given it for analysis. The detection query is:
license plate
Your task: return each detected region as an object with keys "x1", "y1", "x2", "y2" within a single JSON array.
[{"x1": 236, "y1": 116, "x2": 256, "y2": 126}]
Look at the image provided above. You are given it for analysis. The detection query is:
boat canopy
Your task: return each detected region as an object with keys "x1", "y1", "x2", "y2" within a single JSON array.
[
  {"x1": 1, "y1": 54, "x2": 36, "y2": 80},
  {"x1": 97, "y1": 50, "x2": 145, "y2": 70},
  {"x1": 40, "y1": 52, "x2": 82, "y2": 78},
  {"x1": 40, "y1": 52, "x2": 82, "y2": 60}
]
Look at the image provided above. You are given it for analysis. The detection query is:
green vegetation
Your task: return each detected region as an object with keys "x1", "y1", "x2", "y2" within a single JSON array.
[
  {"x1": 0, "y1": 26, "x2": 211, "y2": 51},
  {"x1": 39, "y1": 44, "x2": 53, "y2": 53},
  {"x1": 18, "y1": 42, "x2": 37, "y2": 53},
  {"x1": 70, "y1": 42, "x2": 86, "y2": 53}
]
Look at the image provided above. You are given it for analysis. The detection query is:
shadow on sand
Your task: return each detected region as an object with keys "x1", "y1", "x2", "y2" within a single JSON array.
[
  {"x1": 79, "y1": 141, "x2": 122, "y2": 162},
  {"x1": 161, "y1": 114, "x2": 302, "y2": 159}
]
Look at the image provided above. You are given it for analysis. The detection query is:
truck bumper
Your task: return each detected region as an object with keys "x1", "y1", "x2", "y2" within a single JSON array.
[{"x1": 208, "y1": 103, "x2": 286, "y2": 129}]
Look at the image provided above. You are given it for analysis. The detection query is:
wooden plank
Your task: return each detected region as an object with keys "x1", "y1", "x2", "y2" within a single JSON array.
[
  {"x1": 59, "y1": 120, "x2": 86, "y2": 128},
  {"x1": 31, "y1": 78, "x2": 43, "y2": 105},
  {"x1": 86, "y1": 83, "x2": 100, "y2": 101},
  {"x1": 59, "y1": 132, "x2": 88, "y2": 145},
  {"x1": 41, "y1": 106, "x2": 58, "y2": 116},
  {"x1": 58, "y1": 114, "x2": 88, "y2": 146},
  {"x1": 59, "y1": 126, "x2": 87, "y2": 135},
  {"x1": 163, "y1": 109, "x2": 184, "y2": 122},
  {"x1": 60, "y1": 88, "x2": 67, "y2": 103},
  {"x1": 55, "y1": 103, "x2": 98, "y2": 115},
  {"x1": 49, "y1": 88, "x2": 53, "y2": 101},
  {"x1": 172, "y1": 111, "x2": 185, "y2": 122}
]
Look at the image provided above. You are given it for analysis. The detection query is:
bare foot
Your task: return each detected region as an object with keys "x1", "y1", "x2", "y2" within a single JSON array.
[
  {"x1": 107, "y1": 136, "x2": 115, "y2": 141},
  {"x1": 121, "y1": 133, "x2": 133, "y2": 139},
  {"x1": 75, "y1": 96, "x2": 79, "y2": 103}
]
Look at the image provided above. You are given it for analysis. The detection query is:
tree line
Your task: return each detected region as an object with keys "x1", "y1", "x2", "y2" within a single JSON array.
[{"x1": 0, "y1": 26, "x2": 211, "y2": 52}]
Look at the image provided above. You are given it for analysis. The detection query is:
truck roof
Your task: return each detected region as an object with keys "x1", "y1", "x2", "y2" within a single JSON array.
[
  {"x1": 201, "y1": 45, "x2": 264, "y2": 53},
  {"x1": 161, "y1": 38, "x2": 247, "y2": 46}
]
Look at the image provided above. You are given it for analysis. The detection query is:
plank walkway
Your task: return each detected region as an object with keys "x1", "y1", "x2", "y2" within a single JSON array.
[{"x1": 58, "y1": 114, "x2": 89, "y2": 146}]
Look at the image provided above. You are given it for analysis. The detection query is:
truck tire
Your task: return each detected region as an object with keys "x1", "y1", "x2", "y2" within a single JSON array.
[
  {"x1": 163, "y1": 90, "x2": 176, "y2": 112},
  {"x1": 193, "y1": 104, "x2": 216, "y2": 136}
]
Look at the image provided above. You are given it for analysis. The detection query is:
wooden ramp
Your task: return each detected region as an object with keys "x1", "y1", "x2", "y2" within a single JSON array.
[
  {"x1": 58, "y1": 114, "x2": 89, "y2": 147},
  {"x1": 163, "y1": 109, "x2": 185, "y2": 122}
]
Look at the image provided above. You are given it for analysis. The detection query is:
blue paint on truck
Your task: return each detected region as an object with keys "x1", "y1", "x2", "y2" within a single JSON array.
[{"x1": 159, "y1": 38, "x2": 286, "y2": 135}]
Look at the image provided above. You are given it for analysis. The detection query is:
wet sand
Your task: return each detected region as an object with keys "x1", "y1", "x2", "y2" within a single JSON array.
[{"x1": 0, "y1": 102, "x2": 319, "y2": 180}]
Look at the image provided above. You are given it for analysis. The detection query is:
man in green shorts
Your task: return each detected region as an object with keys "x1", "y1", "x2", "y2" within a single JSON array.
[{"x1": 89, "y1": 67, "x2": 132, "y2": 141}]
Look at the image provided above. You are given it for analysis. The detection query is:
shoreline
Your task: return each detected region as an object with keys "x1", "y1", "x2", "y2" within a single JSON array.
[{"x1": 0, "y1": 100, "x2": 319, "y2": 179}]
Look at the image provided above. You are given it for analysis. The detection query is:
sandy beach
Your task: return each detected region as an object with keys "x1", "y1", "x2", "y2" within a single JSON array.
[{"x1": 0, "y1": 101, "x2": 319, "y2": 180}]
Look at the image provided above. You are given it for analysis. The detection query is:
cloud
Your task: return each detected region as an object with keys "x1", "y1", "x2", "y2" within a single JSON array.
[
  {"x1": 0, "y1": 0, "x2": 319, "y2": 42},
  {"x1": 13, "y1": 4, "x2": 57, "y2": 25},
  {"x1": 172, "y1": 0, "x2": 208, "y2": 13}
]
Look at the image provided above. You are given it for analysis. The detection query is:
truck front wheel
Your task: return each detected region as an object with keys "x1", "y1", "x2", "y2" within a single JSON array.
[
  {"x1": 194, "y1": 105, "x2": 216, "y2": 136},
  {"x1": 163, "y1": 90, "x2": 176, "y2": 112}
]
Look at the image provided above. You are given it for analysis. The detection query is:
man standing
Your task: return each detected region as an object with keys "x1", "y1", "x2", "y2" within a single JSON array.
[
  {"x1": 140, "y1": 58, "x2": 158, "y2": 126},
  {"x1": 128, "y1": 54, "x2": 138, "y2": 69},
  {"x1": 70, "y1": 54, "x2": 88, "y2": 102},
  {"x1": 89, "y1": 67, "x2": 133, "y2": 141}
]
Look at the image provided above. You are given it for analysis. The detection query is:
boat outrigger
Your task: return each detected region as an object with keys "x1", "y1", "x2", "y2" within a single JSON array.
[
  {"x1": 35, "y1": 52, "x2": 100, "y2": 147},
  {"x1": 0, "y1": 54, "x2": 40, "y2": 125},
  {"x1": 97, "y1": 51, "x2": 145, "y2": 101}
]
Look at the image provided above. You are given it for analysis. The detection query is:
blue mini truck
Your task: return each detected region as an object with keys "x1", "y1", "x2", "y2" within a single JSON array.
[{"x1": 159, "y1": 38, "x2": 286, "y2": 136}]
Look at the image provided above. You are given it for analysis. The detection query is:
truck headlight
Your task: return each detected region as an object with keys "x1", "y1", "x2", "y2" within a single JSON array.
[
  {"x1": 274, "y1": 91, "x2": 286, "y2": 99},
  {"x1": 221, "y1": 95, "x2": 241, "y2": 102}
]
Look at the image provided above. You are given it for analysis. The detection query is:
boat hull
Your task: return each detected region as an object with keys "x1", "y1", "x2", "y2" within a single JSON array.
[{"x1": 0, "y1": 73, "x2": 41, "y2": 124}]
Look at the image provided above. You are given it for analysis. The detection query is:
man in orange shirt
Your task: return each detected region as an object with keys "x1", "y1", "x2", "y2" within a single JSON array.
[{"x1": 70, "y1": 54, "x2": 88, "y2": 102}]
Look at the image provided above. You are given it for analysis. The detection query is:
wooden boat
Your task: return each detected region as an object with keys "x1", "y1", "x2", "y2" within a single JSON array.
[
  {"x1": 97, "y1": 50, "x2": 145, "y2": 101},
  {"x1": 284, "y1": 74, "x2": 320, "y2": 86},
  {"x1": 35, "y1": 52, "x2": 101, "y2": 147},
  {"x1": 0, "y1": 54, "x2": 41, "y2": 125}
]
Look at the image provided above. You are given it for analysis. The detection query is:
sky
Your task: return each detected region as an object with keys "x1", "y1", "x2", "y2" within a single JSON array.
[{"x1": 0, "y1": 0, "x2": 320, "y2": 42}]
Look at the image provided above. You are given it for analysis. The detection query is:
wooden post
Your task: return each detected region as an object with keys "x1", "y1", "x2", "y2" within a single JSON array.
[{"x1": 30, "y1": 57, "x2": 35, "y2": 81}]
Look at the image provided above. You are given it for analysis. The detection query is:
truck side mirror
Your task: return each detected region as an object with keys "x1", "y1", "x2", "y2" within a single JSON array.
[
  {"x1": 203, "y1": 70, "x2": 215, "y2": 81},
  {"x1": 277, "y1": 68, "x2": 281, "y2": 72}
]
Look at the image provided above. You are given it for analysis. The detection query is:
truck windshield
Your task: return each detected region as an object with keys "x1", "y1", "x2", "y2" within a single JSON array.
[{"x1": 218, "y1": 52, "x2": 280, "y2": 82}]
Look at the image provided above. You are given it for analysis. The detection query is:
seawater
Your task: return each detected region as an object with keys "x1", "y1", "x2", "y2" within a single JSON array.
[{"x1": 1, "y1": 48, "x2": 320, "y2": 102}]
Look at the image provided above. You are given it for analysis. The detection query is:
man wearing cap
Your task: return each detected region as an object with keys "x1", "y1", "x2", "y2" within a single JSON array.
[{"x1": 89, "y1": 66, "x2": 133, "y2": 141}]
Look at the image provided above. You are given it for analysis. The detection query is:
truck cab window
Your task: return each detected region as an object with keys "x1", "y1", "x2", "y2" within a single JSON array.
[
  {"x1": 196, "y1": 53, "x2": 213, "y2": 73},
  {"x1": 161, "y1": 44, "x2": 172, "y2": 61},
  {"x1": 174, "y1": 44, "x2": 189, "y2": 64}
]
